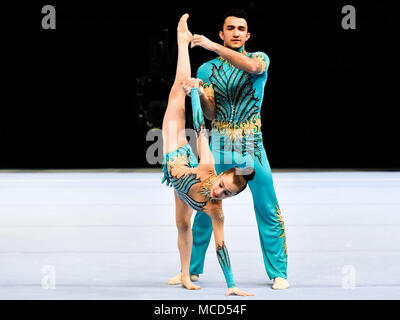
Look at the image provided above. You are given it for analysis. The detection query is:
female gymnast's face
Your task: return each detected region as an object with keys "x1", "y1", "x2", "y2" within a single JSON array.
[
  {"x1": 219, "y1": 16, "x2": 250, "y2": 50},
  {"x1": 211, "y1": 172, "x2": 238, "y2": 200}
]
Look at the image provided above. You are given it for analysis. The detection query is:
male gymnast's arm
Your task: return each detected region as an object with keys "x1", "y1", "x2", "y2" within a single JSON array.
[{"x1": 191, "y1": 34, "x2": 267, "y2": 75}]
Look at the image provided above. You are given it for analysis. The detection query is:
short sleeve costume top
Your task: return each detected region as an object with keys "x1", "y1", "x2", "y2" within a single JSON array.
[{"x1": 196, "y1": 46, "x2": 270, "y2": 164}]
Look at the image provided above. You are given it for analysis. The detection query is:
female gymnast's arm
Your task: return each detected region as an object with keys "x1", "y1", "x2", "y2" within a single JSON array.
[
  {"x1": 190, "y1": 86, "x2": 214, "y2": 165},
  {"x1": 211, "y1": 211, "x2": 254, "y2": 296},
  {"x1": 182, "y1": 77, "x2": 216, "y2": 121},
  {"x1": 198, "y1": 88, "x2": 216, "y2": 121},
  {"x1": 191, "y1": 88, "x2": 253, "y2": 295}
]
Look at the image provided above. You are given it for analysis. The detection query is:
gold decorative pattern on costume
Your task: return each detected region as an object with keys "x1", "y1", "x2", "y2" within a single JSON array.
[
  {"x1": 199, "y1": 175, "x2": 217, "y2": 201},
  {"x1": 274, "y1": 203, "x2": 288, "y2": 257},
  {"x1": 199, "y1": 174, "x2": 222, "y2": 219},
  {"x1": 254, "y1": 53, "x2": 267, "y2": 73},
  {"x1": 166, "y1": 153, "x2": 191, "y2": 178},
  {"x1": 212, "y1": 114, "x2": 262, "y2": 141},
  {"x1": 202, "y1": 82, "x2": 215, "y2": 98},
  {"x1": 166, "y1": 153, "x2": 189, "y2": 169}
]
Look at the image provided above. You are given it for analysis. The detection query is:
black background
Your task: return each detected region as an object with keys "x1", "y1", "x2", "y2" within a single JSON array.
[{"x1": 9, "y1": 0, "x2": 400, "y2": 169}]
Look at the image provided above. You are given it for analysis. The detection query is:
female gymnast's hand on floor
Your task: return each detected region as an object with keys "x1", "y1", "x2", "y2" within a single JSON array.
[
  {"x1": 225, "y1": 287, "x2": 254, "y2": 296},
  {"x1": 181, "y1": 77, "x2": 205, "y2": 97}
]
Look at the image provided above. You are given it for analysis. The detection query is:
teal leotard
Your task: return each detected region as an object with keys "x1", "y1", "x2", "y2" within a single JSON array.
[{"x1": 162, "y1": 88, "x2": 237, "y2": 288}]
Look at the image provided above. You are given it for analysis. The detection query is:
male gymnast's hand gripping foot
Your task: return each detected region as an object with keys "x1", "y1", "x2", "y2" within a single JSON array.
[{"x1": 161, "y1": 14, "x2": 255, "y2": 296}]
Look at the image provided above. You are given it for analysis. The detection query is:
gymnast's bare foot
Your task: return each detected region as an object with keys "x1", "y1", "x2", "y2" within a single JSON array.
[
  {"x1": 182, "y1": 280, "x2": 201, "y2": 290},
  {"x1": 177, "y1": 13, "x2": 192, "y2": 44},
  {"x1": 272, "y1": 277, "x2": 290, "y2": 290},
  {"x1": 168, "y1": 273, "x2": 199, "y2": 285},
  {"x1": 181, "y1": 277, "x2": 201, "y2": 290}
]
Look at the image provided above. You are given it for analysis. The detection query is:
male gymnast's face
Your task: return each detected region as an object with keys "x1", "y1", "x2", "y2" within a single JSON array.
[
  {"x1": 219, "y1": 16, "x2": 250, "y2": 50},
  {"x1": 210, "y1": 172, "x2": 239, "y2": 200}
]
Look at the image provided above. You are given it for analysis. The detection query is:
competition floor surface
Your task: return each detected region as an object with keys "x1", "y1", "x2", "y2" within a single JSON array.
[{"x1": 1, "y1": 169, "x2": 399, "y2": 300}]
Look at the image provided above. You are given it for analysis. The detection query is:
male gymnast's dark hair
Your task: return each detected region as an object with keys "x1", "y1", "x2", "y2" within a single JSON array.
[
  {"x1": 223, "y1": 166, "x2": 256, "y2": 195},
  {"x1": 220, "y1": 8, "x2": 249, "y2": 30}
]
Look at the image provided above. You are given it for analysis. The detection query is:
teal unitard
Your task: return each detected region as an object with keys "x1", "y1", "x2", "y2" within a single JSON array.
[{"x1": 189, "y1": 46, "x2": 288, "y2": 280}]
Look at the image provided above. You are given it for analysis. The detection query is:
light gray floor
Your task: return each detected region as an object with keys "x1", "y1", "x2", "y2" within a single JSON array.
[{"x1": 0, "y1": 170, "x2": 399, "y2": 300}]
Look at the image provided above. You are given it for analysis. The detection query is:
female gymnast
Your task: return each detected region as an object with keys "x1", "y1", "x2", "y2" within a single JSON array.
[{"x1": 161, "y1": 14, "x2": 255, "y2": 296}]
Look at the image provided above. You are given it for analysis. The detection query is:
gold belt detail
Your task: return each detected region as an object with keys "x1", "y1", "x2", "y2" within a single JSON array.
[{"x1": 211, "y1": 115, "x2": 261, "y2": 141}]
